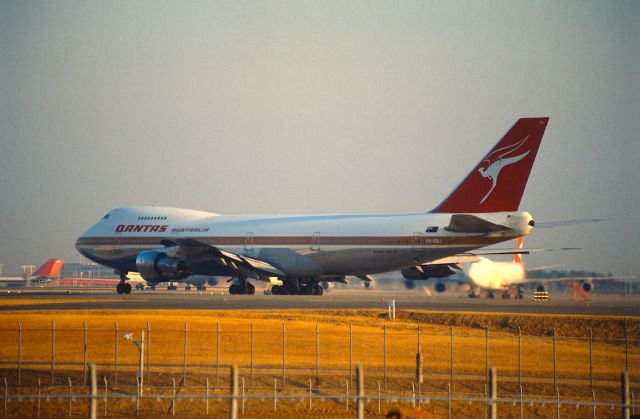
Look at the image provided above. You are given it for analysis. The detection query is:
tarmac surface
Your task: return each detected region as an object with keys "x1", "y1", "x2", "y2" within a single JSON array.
[{"x1": 0, "y1": 288, "x2": 638, "y2": 316}]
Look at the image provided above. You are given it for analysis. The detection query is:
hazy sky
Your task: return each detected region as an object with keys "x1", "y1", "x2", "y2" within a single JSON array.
[{"x1": 1, "y1": 1, "x2": 638, "y2": 275}]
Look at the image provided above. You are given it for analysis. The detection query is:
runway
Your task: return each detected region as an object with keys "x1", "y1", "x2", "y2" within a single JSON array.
[{"x1": 0, "y1": 289, "x2": 638, "y2": 316}]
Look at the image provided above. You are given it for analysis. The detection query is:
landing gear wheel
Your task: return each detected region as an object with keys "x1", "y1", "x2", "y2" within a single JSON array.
[
  {"x1": 229, "y1": 284, "x2": 239, "y2": 295},
  {"x1": 116, "y1": 282, "x2": 125, "y2": 294},
  {"x1": 313, "y1": 284, "x2": 323, "y2": 296},
  {"x1": 185, "y1": 285, "x2": 192, "y2": 291},
  {"x1": 246, "y1": 283, "x2": 255, "y2": 295},
  {"x1": 271, "y1": 285, "x2": 282, "y2": 295},
  {"x1": 123, "y1": 283, "x2": 132, "y2": 294}
]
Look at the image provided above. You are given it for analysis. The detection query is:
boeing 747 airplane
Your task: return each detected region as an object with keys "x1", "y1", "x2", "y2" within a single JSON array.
[{"x1": 76, "y1": 118, "x2": 548, "y2": 294}]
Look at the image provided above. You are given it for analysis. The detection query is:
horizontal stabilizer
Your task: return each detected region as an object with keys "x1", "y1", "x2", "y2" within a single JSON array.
[{"x1": 444, "y1": 214, "x2": 511, "y2": 233}]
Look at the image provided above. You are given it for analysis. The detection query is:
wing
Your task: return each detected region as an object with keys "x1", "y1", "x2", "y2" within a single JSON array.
[{"x1": 161, "y1": 238, "x2": 285, "y2": 281}]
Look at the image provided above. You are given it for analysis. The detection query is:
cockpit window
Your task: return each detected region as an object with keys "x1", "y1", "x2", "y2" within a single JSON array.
[{"x1": 102, "y1": 213, "x2": 110, "y2": 219}]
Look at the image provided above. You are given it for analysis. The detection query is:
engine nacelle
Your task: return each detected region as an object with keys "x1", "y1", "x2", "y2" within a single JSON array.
[
  {"x1": 404, "y1": 280, "x2": 416, "y2": 289},
  {"x1": 434, "y1": 282, "x2": 446, "y2": 293},
  {"x1": 135, "y1": 250, "x2": 189, "y2": 282},
  {"x1": 582, "y1": 281, "x2": 593, "y2": 292},
  {"x1": 207, "y1": 278, "x2": 219, "y2": 287},
  {"x1": 401, "y1": 265, "x2": 456, "y2": 280}
]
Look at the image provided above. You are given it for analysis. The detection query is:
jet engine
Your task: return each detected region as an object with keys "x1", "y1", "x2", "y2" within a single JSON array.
[
  {"x1": 401, "y1": 265, "x2": 456, "y2": 280},
  {"x1": 135, "y1": 250, "x2": 189, "y2": 282},
  {"x1": 581, "y1": 280, "x2": 594, "y2": 292},
  {"x1": 434, "y1": 282, "x2": 446, "y2": 293},
  {"x1": 404, "y1": 280, "x2": 416, "y2": 289},
  {"x1": 207, "y1": 278, "x2": 219, "y2": 287}
]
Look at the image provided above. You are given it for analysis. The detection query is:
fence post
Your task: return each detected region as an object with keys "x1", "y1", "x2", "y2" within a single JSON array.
[
  {"x1": 241, "y1": 377, "x2": 245, "y2": 414},
  {"x1": 411, "y1": 382, "x2": 416, "y2": 408},
  {"x1": 349, "y1": 323, "x2": 353, "y2": 385},
  {"x1": 216, "y1": 322, "x2": 220, "y2": 387},
  {"x1": 250, "y1": 323, "x2": 254, "y2": 386},
  {"x1": 146, "y1": 322, "x2": 151, "y2": 386},
  {"x1": 230, "y1": 366, "x2": 238, "y2": 419},
  {"x1": 83, "y1": 321, "x2": 88, "y2": 385},
  {"x1": 555, "y1": 386, "x2": 560, "y2": 419},
  {"x1": 183, "y1": 322, "x2": 188, "y2": 386},
  {"x1": 345, "y1": 379, "x2": 349, "y2": 411},
  {"x1": 356, "y1": 365, "x2": 364, "y2": 419},
  {"x1": 134, "y1": 378, "x2": 141, "y2": 415},
  {"x1": 205, "y1": 377, "x2": 209, "y2": 415},
  {"x1": 416, "y1": 324, "x2": 423, "y2": 385},
  {"x1": 489, "y1": 367, "x2": 497, "y2": 419},
  {"x1": 50, "y1": 321, "x2": 56, "y2": 385},
  {"x1": 383, "y1": 324, "x2": 387, "y2": 390},
  {"x1": 37, "y1": 377, "x2": 41, "y2": 417},
  {"x1": 309, "y1": 378, "x2": 312, "y2": 410},
  {"x1": 447, "y1": 382, "x2": 451, "y2": 418},
  {"x1": 591, "y1": 389, "x2": 596, "y2": 419},
  {"x1": 518, "y1": 327, "x2": 522, "y2": 388},
  {"x1": 519, "y1": 385, "x2": 523, "y2": 419},
  {"x1": 552, "y1": 328, "x2": 557, "y2": 389},
  {"x1": 171, "y1": 377, "x2": 176, "y2": 416},
  {"x1": 139, "y1": 330, "x2": 145, "y2": 395},
  {"x1": 282, "y1": 322, "x2": 286, "y2": 387},
  {"x1": 3, "y1": 377, "x2": 7, "y2": 416},
  {"x1": 624, "y1": 329, "x2": 629, "y2": 372},
  {"x1": 622, "y1": 370, "x2": 630, "y2": 419},
  {"x1": 377, "y1": 381, "x2": 381, "y2": 414},
  {"x1": 315, "y1": 322, "x2": 319, "y2": 387},
  {"x1": 103, "y1": 377, "x2": 108, "y2": 417},
  {"x1": 450, "y1": 325, "x2": 454, "y2": 392},
  {"x1": 114, "y1": 321, "x2": 118, "y2": 386},
  {"x1": 68, "y1": 377, "x2": 72, "y2": 416},
  {"x1": 17, "y1": 321, "x2": 21, "y2": 386},
  {"x1": 89, "y1": 363, "x2": 97, "y2": 419},
  {"x1": 485, "y1": 325, "x2": 489, "y2": 383},
  {"x1": 273, "y1": 379, "x2": 277, "y2": 412},
  {"x1": 589, "y1": 328, "x2": 593, "y2": 393}
]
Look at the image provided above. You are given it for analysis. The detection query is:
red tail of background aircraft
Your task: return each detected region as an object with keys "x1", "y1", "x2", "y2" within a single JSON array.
[{"x1": 33, "y1": 259, "x2": 64, "y2": 278}]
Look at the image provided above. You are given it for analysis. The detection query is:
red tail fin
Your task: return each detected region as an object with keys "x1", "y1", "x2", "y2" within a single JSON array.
[
  {"x1": 33, "y1": 259, "x2": 64, "y2": 277},
  {"x1": 431, "y1": 117, "x2": 549, "y2": 213}
]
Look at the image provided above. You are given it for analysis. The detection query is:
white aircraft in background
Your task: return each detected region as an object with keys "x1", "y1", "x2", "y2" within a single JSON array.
[
  {"x1": 403, "y1": 236, "x2": 634, "y2": 300},
  {"x1": 76, "y1": 118, "x2": 549, "y2": 295}
]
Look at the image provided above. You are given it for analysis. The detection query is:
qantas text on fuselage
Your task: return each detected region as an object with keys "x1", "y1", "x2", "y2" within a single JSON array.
[{"x1": 76, "y1": 118, "x2": 548, "y2": 295}]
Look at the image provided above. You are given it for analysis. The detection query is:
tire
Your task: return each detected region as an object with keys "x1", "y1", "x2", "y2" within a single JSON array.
[
  {"x1": 271, "y1": 285, "x2": 282, "y2": 295},
  {"x1": 247, "y1": 283, "x2": 255, "y2": 295},
  {"x1": 314, "y1": 285, "x2": 323, "y2": 296},
  {"x1": 124, "y1": 283, "x2": 132, "y2": 294},
  {"x1": 229, "y1": 284, "x2": 239, "y2": 294},
  {"x1": 116, "y1": 283, "x2": 124, "y2": 294}
]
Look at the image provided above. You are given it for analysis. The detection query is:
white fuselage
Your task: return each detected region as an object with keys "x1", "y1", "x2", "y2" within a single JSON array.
[{"x1": 76, "y1": 206, "x2": 534, "y2": 280}]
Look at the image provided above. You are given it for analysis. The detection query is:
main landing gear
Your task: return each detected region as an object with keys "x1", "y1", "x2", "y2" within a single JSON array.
[
  {"x1": 116, "y1": 274, "x2": 132, "y2": 294},
  {"x1": 229, "y1": 277, "x2": 255, "y2": 295},
  {"x1": 271, "y1": 280, "x2": 323, "y2": 296}
]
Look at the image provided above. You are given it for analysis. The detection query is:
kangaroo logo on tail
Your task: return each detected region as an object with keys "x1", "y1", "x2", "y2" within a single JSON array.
[{"x1": 478, "y1": 136, "x2": 530, "y2": 204}]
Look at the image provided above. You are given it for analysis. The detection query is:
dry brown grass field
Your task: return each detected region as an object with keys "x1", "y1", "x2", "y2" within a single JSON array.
[{"x1": 0, "y1": 307, "x2": 637, "y2": 418}]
